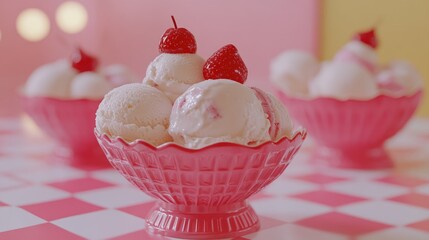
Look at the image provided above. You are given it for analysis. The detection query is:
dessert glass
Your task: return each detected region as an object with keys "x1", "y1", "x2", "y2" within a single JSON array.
[
  {"x1": 278, "y1": 91, "x2": 422, "y2": 169},
  {"x1": 23, "y1": 96, "x2": 108, "y2": 167},
  {"x1": 95, "y1": 129, "x2": 306, "y2": 239}
]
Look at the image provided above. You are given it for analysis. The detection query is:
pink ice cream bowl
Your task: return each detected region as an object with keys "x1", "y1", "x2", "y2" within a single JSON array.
[
  {"x1": 278, "y1": 91, "x2": 422, "y2": 169},
  {"x1": 95, "y1": 130, "x2": 306, "y2": 239},
  {"x1": 23, "y1": 96, "x2": 109, "y2": 167}
]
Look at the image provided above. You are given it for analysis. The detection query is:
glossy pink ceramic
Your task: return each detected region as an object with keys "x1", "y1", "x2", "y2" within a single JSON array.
[
  {"x1": 23, "y1": 96, "x2": 108, "y2": 167},
  {"x1": 278, "y1": 91, "x2": 422, "y2": 169},
  {"x1": 95, "y1": 130, "x2": 306, "y2": 239}
]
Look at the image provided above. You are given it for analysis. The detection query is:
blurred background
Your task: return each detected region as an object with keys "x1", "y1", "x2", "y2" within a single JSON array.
[{"x1": 0, "y1": 0, "x2": 427, "y2": 116}]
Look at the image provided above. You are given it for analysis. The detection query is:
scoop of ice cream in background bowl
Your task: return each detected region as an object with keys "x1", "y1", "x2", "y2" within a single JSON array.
[
  {"x1": 22, "y1": 47, "x2": 137, "y2": 167},
  {"x1": 101, "y1": 64, "x2": 140, "y2": 88},
  {"x1": 272, "y1": 28, "x2": 423, "y2": 169},
  {"x1": 95, "y1": 17, "x2": 306, "y2": 239},
  {"x1": 376, "y1": 60, "x2": 424, "y2": 97},
  {"x1": 270, "y1": 50, "x2": 320, "y2": 96}
]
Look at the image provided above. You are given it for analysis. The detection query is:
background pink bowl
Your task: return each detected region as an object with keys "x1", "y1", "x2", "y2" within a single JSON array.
[
  {"x1": 278, "y1": 91, "x2": 422, "y2": 169},
  {"x1": 96, "y1": 130, "x2": 306, "y2": 239},
  {"x1": 23, "y1": 96, "x2": 108, "y2": 167}
]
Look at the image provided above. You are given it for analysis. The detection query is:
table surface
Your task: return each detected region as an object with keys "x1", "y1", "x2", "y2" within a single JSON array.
[{"x1": 1, "y1": 117, "x2": 429, "y2": 240}]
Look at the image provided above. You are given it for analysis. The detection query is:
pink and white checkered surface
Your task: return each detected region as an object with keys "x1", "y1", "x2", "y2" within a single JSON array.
[{"x1": 1, "y1": 117, "x2": 429, "y2": 240}]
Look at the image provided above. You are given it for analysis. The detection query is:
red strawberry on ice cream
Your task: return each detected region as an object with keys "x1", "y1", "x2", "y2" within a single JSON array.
[
  {"x1": 159, "y1": 16, "x2": 197, "y2": 54},
  {"x1": 203, "y1": 44, "x2": 248, "y2": 84}
]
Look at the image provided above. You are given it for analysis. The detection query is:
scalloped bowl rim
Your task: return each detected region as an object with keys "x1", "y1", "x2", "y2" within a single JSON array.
[
  {"x1": 95, "y1": 128, "x2": 307, "y2": 152},
  {"x1": 278, "y1": 90, "x2": 423, "y2": 103}
]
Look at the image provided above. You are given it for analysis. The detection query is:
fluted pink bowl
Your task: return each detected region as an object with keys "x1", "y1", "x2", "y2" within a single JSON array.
[
  {"x1": 95, "y1": 130, "x2": 306, "y2": 239},
  {"x1": 23, "y1": 96, "x2": 108, "y2": 167},
  {"x1": 278, "y1": 91, "x2": 422, "y2": 169}
]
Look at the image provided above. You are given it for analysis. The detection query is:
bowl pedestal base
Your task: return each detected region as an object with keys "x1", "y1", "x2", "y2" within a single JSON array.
[
  {"x1": 146, "y1": 201, "x2": 260, "y2": 239},
  {"x1": 312, "y1": 145, "x2": 394, "y2": 169}
]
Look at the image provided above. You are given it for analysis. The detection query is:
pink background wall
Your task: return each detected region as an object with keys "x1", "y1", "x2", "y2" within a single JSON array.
[{"x1": 0, "y1": 0, "x2": 320, "y2": 116}]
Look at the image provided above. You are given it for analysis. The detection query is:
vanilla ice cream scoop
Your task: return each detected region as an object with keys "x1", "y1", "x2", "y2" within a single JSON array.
[
  {"x1": 377, "y1": 61, "x2": 424, "y2": 96},
  {"x1": 310, "y1": 62, "x2": 379, "y2": 100},
  {"x1": 334, "y1": 41, "x2": 378, "y2": 73},
  {"x1": 143, "y1": 53, "x2": 205, "y2": 102},
  {"x1": 25, "y1": 60, "x2": 77, "y2": 98},
  {"x1": 169, "y1": 79, "x2": 270, "y2": 149},
  {"x1": 270, "y1": 50, "x2": 319, "y2": 96},
  {"x1": 71, "y1": 72, "x2": 112, "y2": 99},
  {"x1": 101, "y1": 64, "x2": 139, "y2": 88},
  {"x1": 96, "y1": 83, "x2": 173, "y2": 145},
  {"x1": 252, "y1": 87, "x2": 294, "y2": 141}
]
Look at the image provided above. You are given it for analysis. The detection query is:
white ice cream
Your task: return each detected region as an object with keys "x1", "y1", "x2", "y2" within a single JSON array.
[
  {"x1": 143, "y1": 53, "x2": 205, "y2": 102},
  {"x1": 252, "y1": 87, "x2": 294, "y2": 141},
  {"x1": 96, "y1": 83, "x2": 172, "y2": 145},
  {"x1": 334, "y1": 41, "x2": 378, "y2": 73},
  {"x1": 169, "y1": 79, "x2": 271, "y2": 149},
  {"x1": 101, "y1": 64, "x2": 139, "y2": 88},
  {"x1": 377, "y1": 61, "x2": 424, "y2": 96},
  {"x1": 310, "y1": 62, "x2": 379, "y2": 100},
  {"x1": 270, "y1": 50, "x2": 319, "y2": 96},
  {"x1": 70, "y1": 72, "x2": 112, "y2": 100},
  {"x1": 25, "y1": 60, "x2": 77, "y2": 98}
]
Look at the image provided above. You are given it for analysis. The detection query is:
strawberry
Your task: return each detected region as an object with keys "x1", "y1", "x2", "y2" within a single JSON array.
[
  {"x1": 203, "y1": 44, "x2": 248, "y2": 84},
  {"x1": 354, "y1": 28, "x2": 378, "y2": 49},
  {"x1": 70, "y1": 47, "x2": 99, "y2": 73},
  {"x1": 159, "y1": 16, "x2": 197, "y2": 54}
]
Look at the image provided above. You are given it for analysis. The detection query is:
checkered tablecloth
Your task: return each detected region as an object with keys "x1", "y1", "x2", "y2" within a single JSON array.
[{"x1": 1, "y1": 117, "x2": 429, "y2": 240}]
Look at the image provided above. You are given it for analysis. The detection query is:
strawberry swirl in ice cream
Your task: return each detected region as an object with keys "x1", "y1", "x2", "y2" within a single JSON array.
[
  {"x1": 271, "y1": 28, "x2": 424, "y2": 100},
  {"x1": 96, "y1": 16, "x2": 296, "y2": 149},
  {"x1": 168, "y1": 79, "x2": 271, "y2": 149},
  {"x1": 377, "y1": 60, "x2": 424, "y2": 96},
  {"x1": 334, "y1": 29, "x2": 379, "y2": 74}
]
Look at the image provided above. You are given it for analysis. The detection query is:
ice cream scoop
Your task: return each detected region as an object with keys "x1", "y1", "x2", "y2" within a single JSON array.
[
  {"x1": 70, "y1": 72, "x2": 112, "y2": 100},
  {"x1": 377, "y1": 61, "x2": 424, "y2": 96},
  {"x1": 252, "y1": 87, "x2": 294, "y2": 141},
  {"x1": 96, "y1": 83, "x2": 173, "y2": 145},
  {"x1": 270, "y1": 50, "x2": 319, "y2": 96},
  {"x1": 25, "y1": 60, "x2": 77, "y2": 98},
  {"x1": 334, "y1": 29, "x2": 379, "y2": 73},
  {"x1": 143, "y1": 53, "x2": 205, "y2": 102},
  {"x1": 310, "y1": 62, "x2": 379, "y2": 100},
  {"x1": 101, "y1": 64, "x2": 139, "y2": 88},
  {"x1": 334, "y1": 41, "x2": 378, "y2": 73},
  {"x1": 169, "y1": 79, "x2": 271, "y2": 149}
]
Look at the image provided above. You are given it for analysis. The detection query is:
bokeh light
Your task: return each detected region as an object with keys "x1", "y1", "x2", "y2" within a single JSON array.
[
  {"x1": 56, "y1": 1, "x2": 88, "y2": 34},
  {"x1": 16, "y1": 8, "x2": 50, "y2": 42}
]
